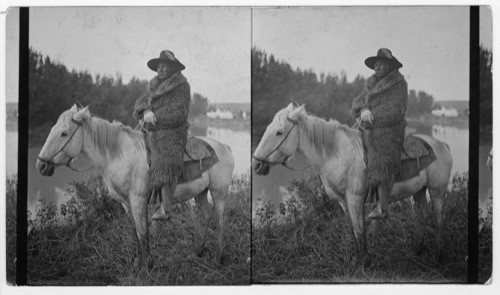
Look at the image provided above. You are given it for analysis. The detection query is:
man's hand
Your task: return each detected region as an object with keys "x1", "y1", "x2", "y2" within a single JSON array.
[
  {"x1": 360, "y1": 109, "x2": 373, "y2": 124},
  {"x1": 144, "y1": 111, "x2": 157, "y2": 125}
]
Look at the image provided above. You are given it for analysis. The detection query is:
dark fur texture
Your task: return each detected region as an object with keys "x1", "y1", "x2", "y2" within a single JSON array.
[
  {"x1": 133, "y1": 72, "x2": 191, "y2": 190},
  {"x1": 351, "y1": 70, "x2": 408, "y2": 188}
]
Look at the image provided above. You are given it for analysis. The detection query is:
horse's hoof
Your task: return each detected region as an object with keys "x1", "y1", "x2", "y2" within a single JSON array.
[
  {"x1": 145, "y1": 256, "x2": 153, "y2": 270},
  {"x1": 218, "y1": 252, "x2": 226, "y2": 266},
  {"x1": 433, "y1": 248, "x2": 443, "y2": 262},
  {"x1": 364, "y1": 256, "x2": 371, "y2": 268},
  {"x1": 193, "y1": 243, "x2": 207, "y2": 257},
  {"x1": 133, "y1": 258, "x2": 142, "y2": 274},
  {"x1": 349, "y1": 264, "x2": 365, "y2": 278},
  {"x1": 412, "y1": 243, "x2": 424, "y2": 256}
]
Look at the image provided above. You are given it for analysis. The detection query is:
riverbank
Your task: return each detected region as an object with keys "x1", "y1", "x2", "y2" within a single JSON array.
[
  {"x1": 189, "y1": 115, "x2": 250, "y2": 131},
  {"x1": 24, "y1": 116, "x2": 250, "y2": 148},
  {"x1": 406, "y1": 115, "x2": 469, "y2": 128},
  {"x1": 6, "y1": 120, "x2": 17, "y2": 131},
  {"x1": 7, "y1": 174, "x2": 251, "y2": 285},
  {"x1": 252, "y1": 172, "x2": 491, "y2": 283}
]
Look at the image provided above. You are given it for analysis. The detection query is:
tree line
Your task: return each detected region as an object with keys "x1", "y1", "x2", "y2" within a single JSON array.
[
  {"x1": 251, "y1": 47, "x2": 441, "y2": 147},
  {"x1": 28, "y1": 48, "x2": 211, "y2": 139},
  {"x1": 479, "y1": 47, "x2": 492, "y2": 128}
]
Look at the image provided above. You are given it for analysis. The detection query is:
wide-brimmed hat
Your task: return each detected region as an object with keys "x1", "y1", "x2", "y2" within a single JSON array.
[
  {"x1": 364, "y1": 48, "x2": 403, "y2": 70},
  {"x1": 147, "y1": 50, "x2": 185, "y2": 72}
]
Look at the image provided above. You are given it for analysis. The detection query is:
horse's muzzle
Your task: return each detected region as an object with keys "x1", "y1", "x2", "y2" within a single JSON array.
[
  {"x1": 36, "y1": 159, "x2": 55, "y2": 176},
  {"x1": 253, "y1": 159, "x2": 270, "y2": 176}
]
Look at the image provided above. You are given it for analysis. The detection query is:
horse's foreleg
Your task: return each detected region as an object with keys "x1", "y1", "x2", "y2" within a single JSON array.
[
  {"x1": 412, "y1": 187, "x2": 429, "y2": 256},
  {"x1": 130, "y1": 194, "x2": 152, "y2": 271},
  {"x1": 193, "y1": 189, "x2": 210, "y2": 258},
  {"x1": 211, "y1": 188, "x2": 228, "y2": 265},
  {"x1": 346, "y1": 192, "x2": 369, "y2": 275},
  {"x1": 429, "y1": 187, "x2": 446, "y2": 261}
]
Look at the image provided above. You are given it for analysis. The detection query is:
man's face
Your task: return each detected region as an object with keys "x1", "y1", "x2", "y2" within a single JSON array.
[
  {"x1": 157, "y1": 62, "x2": 171, "y2": 80},
  {"x1": 374, "y1": 60, "x2": 389, "y2": 78}
]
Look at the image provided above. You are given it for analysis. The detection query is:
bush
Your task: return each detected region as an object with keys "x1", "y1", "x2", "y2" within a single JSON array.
[
  {"x1": 19, "y1": 173, "x2": 250, "y2": 285},
  {"x1": 479, "y1": 194, "x2": 492, "y2": 283},
  {"x1": 252, "y1": 172, "x2": 473, "y2": 283},
  {"x1": 6, "y1": 175, "x2": 17, "y2": 284}
]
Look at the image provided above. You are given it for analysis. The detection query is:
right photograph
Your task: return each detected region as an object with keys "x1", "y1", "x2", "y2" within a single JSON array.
[{"x1": 251, "y1": 6, "x2": 491, "y2": 283}]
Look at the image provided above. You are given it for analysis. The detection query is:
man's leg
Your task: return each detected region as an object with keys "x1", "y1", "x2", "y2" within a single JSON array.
[
  {"x1": 367, "y1": 175, "x2": 394, "y2": 220},
  {"x1": 151, "y1": 178, "x2": 178, "y2": 221}
]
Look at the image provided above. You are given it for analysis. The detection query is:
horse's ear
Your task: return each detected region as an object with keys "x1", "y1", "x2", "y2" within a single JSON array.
[
  {"x1": 74, "y1": 106, "x2": 90, "y2": 121},
  {"x1": 70, "y1": 104, "x2": 78, "y2": 112},
  {"x1": 286, "y1": 103, "x2": 294, "y2": 111},
  {"x1": 289, "y1": 104, "x2": 304, "y2": 120}
]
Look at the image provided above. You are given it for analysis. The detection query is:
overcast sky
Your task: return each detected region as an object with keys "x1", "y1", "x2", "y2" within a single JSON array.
[
  {"x1": 253, "y1": 6, "x2": 491, "y2": 102},
  {"x1": 7, "y1": 7, "x2": 250, "y2": 103},
  {"x1": 4, "y1": 6, "x2": 493, "y2": 103}
]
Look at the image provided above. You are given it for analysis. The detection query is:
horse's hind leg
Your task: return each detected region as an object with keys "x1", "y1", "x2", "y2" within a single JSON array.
[
  {"x1": 211, "y1": 188, "x2": 228, "y2": 265},
  {"x1": 412, "y1": 187, "x2": 430, "y2": 256},
  {"x1": 130, "y1": 195, "x2": 152, "y2": 271},
  {"x1": 193, "y1": 188, "x2": 210, "y2": 258},
  {"x1": 429, "y1": 187, "x2": 446, "y2": 261},
  {"x1": 346, "y1": 192, "x2": 369, "y2": 275}
]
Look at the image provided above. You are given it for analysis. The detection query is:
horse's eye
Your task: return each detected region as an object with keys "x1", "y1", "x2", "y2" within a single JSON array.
[
  {"x1": 61, "y1": 131, "x2": 68, "y2": 137},
  {"x1": 276, "y1": 130, "x2": 283, "y2": 136}
]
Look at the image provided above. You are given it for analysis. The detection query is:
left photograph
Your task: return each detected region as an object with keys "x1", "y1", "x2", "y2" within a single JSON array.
[{"x1": 6, "y1": 7, "x2": 251, "y2": 285}]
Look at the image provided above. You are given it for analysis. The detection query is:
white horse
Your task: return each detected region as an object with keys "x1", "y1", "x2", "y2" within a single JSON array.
[
  {"x1": 253, "y1": 103, "x2": 453, "y2": 273},
  {"x1": 36, "y1": 105, "x2": 235, "y2": 269}
]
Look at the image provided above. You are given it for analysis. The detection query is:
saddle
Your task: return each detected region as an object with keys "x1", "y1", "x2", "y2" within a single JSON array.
[
  {"x1": 184, "y1": 137, "x2": 213, "y2": 161},
  {"x1": 179, "y1": 137, "x2": 219, "y2": 184},
  {"x1": 138, "y1": 124, "x2": 220, "y2": 184},
  {"x1": 402, "y1": 134, "x2": 431, "y2": 159},
  {"x1": 395, "y1": 134, "x2": 436, "y2": 182}
]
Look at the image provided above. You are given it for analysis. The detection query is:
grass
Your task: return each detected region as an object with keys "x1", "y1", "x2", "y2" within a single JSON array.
[
  {"x1": 6, "y1": 174, "x2": 250, "y2": 285},
  {"x1": 252, "y1": 172, "x2": 491, "y2": 283},
  {"x1": 5, "y1": 172, "x2": 492, "y2": 284}
]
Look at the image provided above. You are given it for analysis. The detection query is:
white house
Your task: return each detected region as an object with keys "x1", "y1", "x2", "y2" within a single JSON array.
[
  {"x1": 431, "y1": 106, "x2": 459, "y2": 117},
  {"x1": 206, "y1": 108, "x2": 234, "y2": 120}
]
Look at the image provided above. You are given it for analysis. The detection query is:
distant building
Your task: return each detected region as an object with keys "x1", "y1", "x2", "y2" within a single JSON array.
[
  {"x1": 431, "y1": 106, "x2": 459, "y2": 117},
  {"x1": 206, "y1": 108, "x2": 234, "y2": 120}
]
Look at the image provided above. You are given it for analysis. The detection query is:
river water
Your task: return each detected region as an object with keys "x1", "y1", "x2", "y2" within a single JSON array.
[
  {"x1": 252, "y1": 121, "x2": 491, "y2": 208},
  {"x1": 6, "y1": 125, "x2": 250, "y2": 212}
]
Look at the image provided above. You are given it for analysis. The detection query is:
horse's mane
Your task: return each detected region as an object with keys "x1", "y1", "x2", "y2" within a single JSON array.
[
  {"x1": 84, "y1": 115, "x2": 145, "y2": 159},
  {"x1": 298, "y1": 110, "x2": 363, "y2": 156}
]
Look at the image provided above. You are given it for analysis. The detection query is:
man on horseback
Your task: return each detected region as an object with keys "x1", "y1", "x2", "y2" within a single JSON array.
[
  {"x1": 350, "y1": 48, "x2": 408, "y2": 219},
  {"x1": 133, "y1": 50, "x2": 191, "y2": 221}
]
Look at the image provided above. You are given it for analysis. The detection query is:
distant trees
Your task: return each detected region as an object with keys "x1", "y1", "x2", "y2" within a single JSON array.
[
  {"x1": 479, "y1": 46, "x2": 492, "y2": 127},
  {"x1": 28, "y1": 48, "x2": 212, "y2": 144},
  {"x1": 252, "y1": 47, "x2": 367, "y2": 146},
  {"x1": 406, "y1": 90, "x2": 435, "y2": 117},
  {"x1": 29, "y1": 48, "x2": 147, "y2": 131},
  {"x1": 251, "y1": 47, "x2": 437, "y2": 147},
  {"x1": 190, "y1": 92, "x2": 209, "y2": 118}
]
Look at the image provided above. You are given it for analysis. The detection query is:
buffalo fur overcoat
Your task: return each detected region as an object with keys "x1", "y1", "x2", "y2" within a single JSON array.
[
  {"x1": 350, "y1": 70, "x2": 408, "y2": 188},
  {"x1": 133, "y1": 72, "x2": 191, "y2": 190}
]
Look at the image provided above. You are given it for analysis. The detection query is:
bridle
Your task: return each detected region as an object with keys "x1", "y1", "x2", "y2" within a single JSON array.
[
  {"x1": 37, "y1": 117, "x2": 94, "y2": 172},
  {"x1": 253, "y1": 116, "x2": 311, "y2": 171}
]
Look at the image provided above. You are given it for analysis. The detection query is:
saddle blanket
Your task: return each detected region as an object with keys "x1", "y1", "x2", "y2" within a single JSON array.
[
  {"x1": 179, "y1": 137, "x2": 219, "y2": 184},
  {"x1": 395, "y1": 135, "x2": 436, "y2": 182}
]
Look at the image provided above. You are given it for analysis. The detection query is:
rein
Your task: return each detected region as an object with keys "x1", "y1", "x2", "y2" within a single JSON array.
[
  {"x1": 38, "y1": 117, "x2": 94, "y2": 173},
  {"x1": 253, "y1": 116, "x2": 311, "y2": 171}
]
